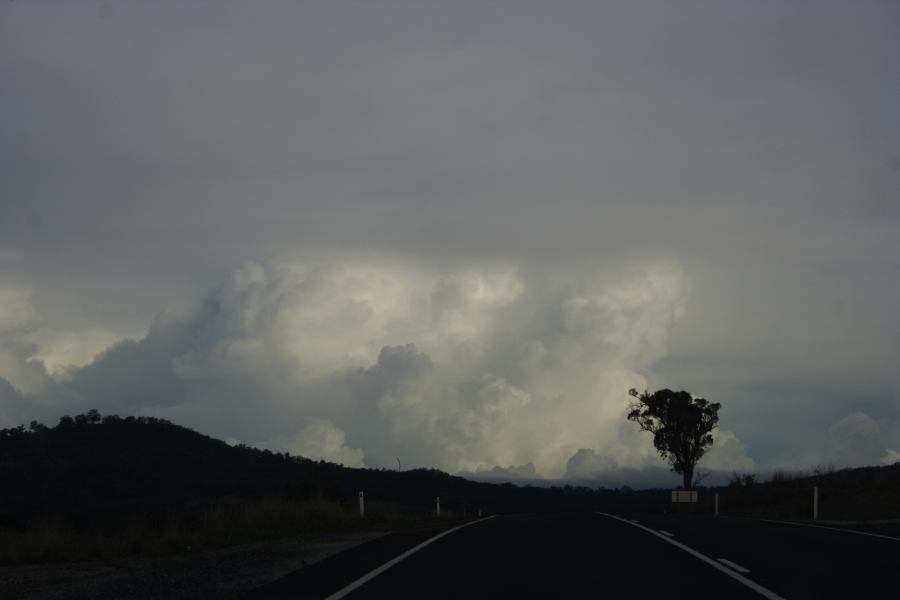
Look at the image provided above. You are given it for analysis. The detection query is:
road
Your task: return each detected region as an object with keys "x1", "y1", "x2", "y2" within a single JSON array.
[{"x1": 246, "y1": 512, "x2": 900, "y2": 599}]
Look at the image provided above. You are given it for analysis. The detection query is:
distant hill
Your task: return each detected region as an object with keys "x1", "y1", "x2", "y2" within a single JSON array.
[
  {"x1": 0, "y1": 412, "x2": 627, "y2": 526},
  {"x1": 3, "y1": 411, "x2": 897, "y2": 528}
]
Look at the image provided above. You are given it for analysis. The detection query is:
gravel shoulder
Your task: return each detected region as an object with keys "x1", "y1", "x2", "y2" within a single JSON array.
[{"x1": 0, "y1": 530, "x2": 389, "y2": 600}]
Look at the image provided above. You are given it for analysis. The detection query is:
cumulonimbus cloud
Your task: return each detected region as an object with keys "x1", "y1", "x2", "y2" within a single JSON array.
[{"x1": 0, "y1": 258, "x2": 756, "y2": 478}]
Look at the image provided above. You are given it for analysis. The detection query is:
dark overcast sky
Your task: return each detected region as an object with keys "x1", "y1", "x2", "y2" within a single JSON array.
[{"x1": 2, "y1": 0, "x2": 899, "y2": 483}]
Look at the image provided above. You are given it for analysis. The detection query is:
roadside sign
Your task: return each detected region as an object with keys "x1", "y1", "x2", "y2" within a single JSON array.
[{"x1": 671, "y1": 490, "x2": 698, "y2": 503}]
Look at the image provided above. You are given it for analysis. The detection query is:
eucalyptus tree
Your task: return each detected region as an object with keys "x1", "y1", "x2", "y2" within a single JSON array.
[{"x1": 627, "y1": 388, "x2": 720, "y2": 490}]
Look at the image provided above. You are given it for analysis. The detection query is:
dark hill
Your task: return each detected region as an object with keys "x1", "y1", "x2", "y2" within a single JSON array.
[
  {"x1": 0, "y1": 412, "x2": 625, "y2": 527},
  {"x1": 4, "y1": 411, "x2": 896, "y2": 529},
  {"x1": 1, "y1": 414, "x2": 337, "y2": 519},
  {"x1": 4, "y1": 412, "x2": 898, "y2": 565}
]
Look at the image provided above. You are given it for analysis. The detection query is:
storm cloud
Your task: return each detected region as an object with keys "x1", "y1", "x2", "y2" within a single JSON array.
[
  {"x1": 1, "y1": 0, "x2": 899, "y2": 481},
  {"x1": 2, "y1": 259, "x2": 705, "y2": 478}
]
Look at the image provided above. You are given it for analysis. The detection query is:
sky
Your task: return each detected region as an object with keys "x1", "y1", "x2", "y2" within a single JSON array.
[{"x1": 2, "y1": 0, "x2": 899, "y2": 486}]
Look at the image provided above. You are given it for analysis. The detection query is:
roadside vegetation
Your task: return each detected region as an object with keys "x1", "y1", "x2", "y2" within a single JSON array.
[
  {"x1": 0, "y1": 494, "x2": 470, "y2": 565},
  {"x1": 0, "y1": 412, "x2": 592, "y2": 564},
  {"x1": 0, "y1": 495, "x2": 349, "y2": 564},
  {"x1": 717, "y1": 464, "x2": 900, "y2": 522},
  {"x1": 3, "y1": 411, "x2": 898, "y2": 564}
]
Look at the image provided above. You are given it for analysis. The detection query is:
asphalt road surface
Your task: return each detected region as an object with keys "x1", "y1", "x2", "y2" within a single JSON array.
[{"x1": 247, "y1": 512, "x2": 900, "y2": 599}]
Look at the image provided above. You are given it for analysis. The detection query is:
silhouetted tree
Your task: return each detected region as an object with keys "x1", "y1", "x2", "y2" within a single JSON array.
[
  {"x1": 101, "y1": 414, "x2": 123, "y2": 425},
  {"x1": 627, "y1": 388, "x2": 720, "y2": 490}
]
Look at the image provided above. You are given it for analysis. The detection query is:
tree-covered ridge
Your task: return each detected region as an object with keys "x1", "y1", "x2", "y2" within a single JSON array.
[
  {"x1": 3, "y1": 411, "x2": 898, "y2": 531},
  {"x1": 0, "y1": 411, "x2": 620, "y2": 525},
  {"x1": 1, "y1": 412, "x2": 333, "y2": 518}
]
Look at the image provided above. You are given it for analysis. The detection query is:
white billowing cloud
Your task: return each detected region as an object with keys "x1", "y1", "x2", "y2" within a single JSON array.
[
  {"x1": 565, "y1": 448, "x2": 620, "y2": 479},
  {"x1": 0, "y1": 287, "x2": 62, "y2": 421},
  {"x1": 563, "y1": 447, "x2": 693, "y2": 488},
  {"x1": 0, "y1": 284, "x2": 127, "y2": 420},
  {"x1": 563, "y1": 427, "x2": 756, "y2": 486},
  {"x1": 28, "y1": 328, "x2": 123, "y2": 376},
  {"x1": 881, "y1": 449, "x2": 900, "y2": 466},
  {"x1": 0, "y1": 285, "x2": 36, "y2": 398},
  {"x1": 829, "y1": 412, "x2": 898, "y2": 468},
  {"x1": 460, "y1": 463, "x2": 540, "y2": 482},
  {"x1": 0, "y1": 286, "x2": 45, "y2": 427},
  {"x1": 0, "y1": 258, "x2": 691, "y2": 477},
  {"x1": 699, "y1": 429, "x2": 757, "y2": 472},
  {"x1": 259, "y1": 417, "x2": 365, "y2": 468},
  {"x1": 315, "y1": 259, "x2": 690, "y2": 477}
]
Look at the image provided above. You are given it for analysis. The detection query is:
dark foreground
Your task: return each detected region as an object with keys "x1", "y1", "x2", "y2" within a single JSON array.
[{"x1": 248, "y1": 512, "x2": 900, "y2": 600}]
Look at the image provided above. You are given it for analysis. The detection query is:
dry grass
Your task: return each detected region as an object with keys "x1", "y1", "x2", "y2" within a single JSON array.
[
  {"x1": 196, "y1": 495, "x2": 353, "y2": 544},
  {"x1": 0, "y1": 520, "x2": 139, "y2": 563},
  {"x1": 0, "y1": 495, "x2": 357, "y2": 565}
]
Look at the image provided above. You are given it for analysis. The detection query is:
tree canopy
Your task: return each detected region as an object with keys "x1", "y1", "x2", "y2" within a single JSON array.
[{"x1": 627, "y1": 388, "x2": 720, "y2": 490}]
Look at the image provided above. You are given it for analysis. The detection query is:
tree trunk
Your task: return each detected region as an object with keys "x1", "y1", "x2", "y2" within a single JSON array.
[{"x1": 683, "y1": 466, "x2": 693, "y2": 491}]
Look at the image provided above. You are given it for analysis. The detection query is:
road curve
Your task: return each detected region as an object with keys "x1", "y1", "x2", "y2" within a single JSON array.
[{"x1": 248, "y1": 512, "x2": 801, "y2": 599}]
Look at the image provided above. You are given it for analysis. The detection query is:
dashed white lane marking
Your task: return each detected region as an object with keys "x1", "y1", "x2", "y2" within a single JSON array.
[
  {"x1": 757, "y1": 518, "x2": 900, "y2": 542},
  {"x1": 324, "y1": 515, "x2": 496, "y2": 600},
  {"x1": 598, "y1": 513, "x2": 785, "y2": 600},
  {"x1": 719, "y1": 558, "x2": 751, "y2": 573},
  {"x1": 659, "y1": 530, "x2": 674, "y2": 537},
  {"x1": 630, "y1": 519, "x2": 640, "y2": 523}
]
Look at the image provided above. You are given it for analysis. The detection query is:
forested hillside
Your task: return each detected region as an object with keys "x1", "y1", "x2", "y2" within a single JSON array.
[{"x1": 0, "y1": 411, "x2": 627, "y2": 528}]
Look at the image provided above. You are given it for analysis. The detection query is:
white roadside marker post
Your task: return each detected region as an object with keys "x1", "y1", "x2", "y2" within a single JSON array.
[
  {"x1": 813, "y1": 486, "x2": 818, "y2": 521},
  {"x1": 436, "y1": 496, "x2": 441, "y2": 517},
  {"x1": 359, "y1": 491, "x2": 365, "y2": 517}
]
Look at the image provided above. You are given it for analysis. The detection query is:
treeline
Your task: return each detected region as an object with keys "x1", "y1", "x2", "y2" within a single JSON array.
[
  {"x1": 1, "y1": 413, "x2": 336, "y2": 525},
  {"x1": 718, "y1": 465, "x2": 900, "y2": 521},
  {"x1": 6, "y1": 410, "x2": 895, "y2": 532},
  {"x1": 0, "y1": 411, "x2": 665, "y2": 532}
]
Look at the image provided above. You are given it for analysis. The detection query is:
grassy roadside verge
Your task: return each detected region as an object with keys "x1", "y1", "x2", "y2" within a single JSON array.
[{"x1": 0, "y1": 495, "x2": 463, "y2": 565}]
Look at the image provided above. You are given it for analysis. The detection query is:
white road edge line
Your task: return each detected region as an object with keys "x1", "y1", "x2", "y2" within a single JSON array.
[
  {"x1": 719, "y1": 558, "x2": 751, "y2": 573},
  {"x1": 756, "y1": 518, "x2": 900, "y2": 542},
  {"x1": 659, "y1": 530, "x2": 674, "y2": 537},
  {"x1": 324, "y1": 515, "x2": 496, "y2": 600},
  {"x1": 597, "y1": 513, "x2": 785, "y2": 600},
  {"x1": 630, "y1": 519, "x2": 640, "y2": 523}
]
